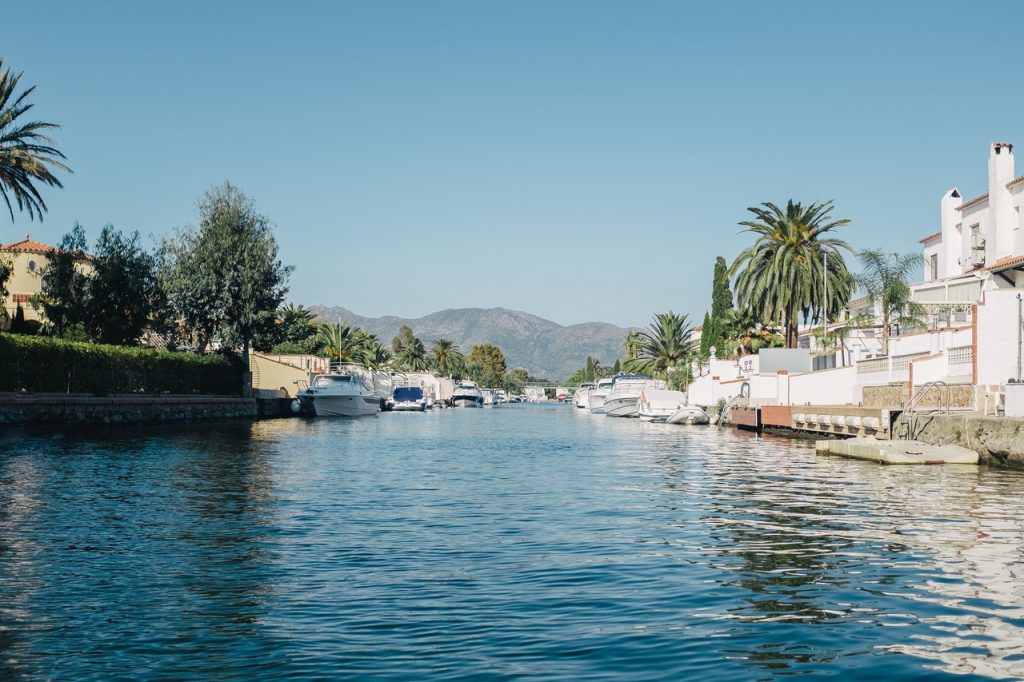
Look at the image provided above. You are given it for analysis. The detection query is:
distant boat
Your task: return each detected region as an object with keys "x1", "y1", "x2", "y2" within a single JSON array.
[
  {"x1": 452, "y1": 381, "x2": 484, "y2": 408},
  {"x1": 574, "y1": 383, "x2": 595, "y2": 409},
  {"x1": 298, "y1": 366, "x2": 381, "y2": 417},
  {"x1": 589, "y1": 377, "x2": 615, "y2": 414},
  {"x1": 482, "y1": 389, "x2": 498, "y2": 406},
  {"x1": 637, "y1": 388, "x2": 689, "y2": 422}
]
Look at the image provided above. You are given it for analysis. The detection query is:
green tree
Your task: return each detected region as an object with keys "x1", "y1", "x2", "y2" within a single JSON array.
[
  {"x1": 508, "y1": 367, "x2": 530, "y2": 384},
  {"x1": 623, "y1": 330, "x2": 644, "y2": 363},
  {"x1": 611, "y1": 358, "x2": 621, "y2": 373},
  {"x1": 720, "y1": 307, "x2": 784, "y2": 357},
  {"x1": 699, "y1": 311, "x2": 714, "y2": 357},
  {"x1": 855, "y1": 250, "x2": 925, "y2": 356},
  {"x1": 730, "y1": 200, "x2": 854, "y2": 348},
  {"x1": 35, "y1": 223, "x2": 90, "y2": 337},
  {"x1": 0, "y1": 58, "x2": 71, "y2": 221},
  {"x1": 626, "y1": 311, "x2": 696, "y2": 389},
  {"x1": 429, "y1": 338, "x2": 463, "y2": 377},
  {"x1": 316, "y1": 322, "x2": 359, "y2": 363},
  {"x1": 703, "y1": 255, "x2": 734, "y2": 353},
  {"x1": 86, "y1": 226, "x2": 159, "y2": 345},
  {"x1": 391, "y1": 325, "x2": 428, "y2": 371},
  {"x1": 0, "y1": 256, "x2": 11, "y2": 326},
  {"x1": 158, "y1": 182, "x2": 292, "y2": 358},
  {"x1": 467, "y1": 343, "x2": 506, "y2": 377}
]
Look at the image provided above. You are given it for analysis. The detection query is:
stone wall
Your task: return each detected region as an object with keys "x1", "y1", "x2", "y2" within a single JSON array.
[
  {"x1": 0, "y1": 394, "x2": 257, "y2": 426},
  {"x1": 897, "y1": 412, "x2": 1024, "y2": 467},
  {"x1": 863, "y1": 383, "x2": 909, "y2": 408}
]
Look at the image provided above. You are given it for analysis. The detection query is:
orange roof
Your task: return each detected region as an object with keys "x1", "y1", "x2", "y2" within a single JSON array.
[
  {"x1": 919, "y1": 231, "x2": 942, "y2": 244},
  {"x1": 956, "y1": 193, "x2": 989, "y2": 211},
  {"x1": 0, "y1": 234, "x2": 56, "y2": 255},
  {"x1": 986, "y1": 254, "x2": 1024, "y2": 272}
]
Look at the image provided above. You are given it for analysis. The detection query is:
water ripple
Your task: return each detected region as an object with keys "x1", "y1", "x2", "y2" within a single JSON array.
[{"x1": 2, "y1": 407, "x2": 1024, "y2": 679}]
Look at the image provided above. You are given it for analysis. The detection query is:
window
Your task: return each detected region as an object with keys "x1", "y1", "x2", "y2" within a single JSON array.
[
  {"x1": 970, "y1": 224, "x2": 985, "y2": 265},
  {"x1": 27, "y1": 260, "x2": 36, "y2": 272},
  {"x1": 929, "y1": 254, "x2": 938, "y2": 281}
]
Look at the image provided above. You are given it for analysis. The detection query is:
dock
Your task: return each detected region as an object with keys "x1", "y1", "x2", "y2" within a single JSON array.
[{"x1": 815, "y1": 437, "x2": 978, "y2": 465}]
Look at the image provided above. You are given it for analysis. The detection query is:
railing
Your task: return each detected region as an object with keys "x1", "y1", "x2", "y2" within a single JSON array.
[
  {"x1": 857, "y1": 357, "x2": 889, "y2": 374},
  {"x1": 856, "y1": 352, "x2": 929, "y2": 376},
  {"x1": 900, "y1": 380, "x2": 950, "y2": 440}
]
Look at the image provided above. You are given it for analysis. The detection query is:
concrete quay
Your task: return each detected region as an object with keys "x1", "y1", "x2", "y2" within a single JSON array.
[
  {"x1": 815, "y1": 437, "x2": 978, "y2": 465},
  {"x1": 0, "y1": 393, "x2": 258, "y2": 426}
]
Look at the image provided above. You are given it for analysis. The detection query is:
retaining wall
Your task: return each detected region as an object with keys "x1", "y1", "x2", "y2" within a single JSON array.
[
  {"x1": 897, "y1": 412, "x2": 1024, "y2": 467},
  {"x1": 0, "y1": 394, "x2": 257, "y2": 426}
]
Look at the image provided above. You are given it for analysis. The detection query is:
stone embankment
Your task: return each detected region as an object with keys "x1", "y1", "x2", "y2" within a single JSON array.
[
  {"x1": 899, "y1": 412, "x2": 1024, "y2": 467},
  {"x1": 0, "y1": 393, "x2": 257, "y2": 426}
]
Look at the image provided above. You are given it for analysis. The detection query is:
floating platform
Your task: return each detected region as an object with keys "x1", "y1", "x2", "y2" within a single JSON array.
[{"x1": 815, "y1": 437, "x2": 978, "y2": 465}]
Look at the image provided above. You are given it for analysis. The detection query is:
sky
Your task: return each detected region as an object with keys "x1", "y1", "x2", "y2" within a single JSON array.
[{"x1": 3, "y1": 1, "x2": 1024, "y2": 328}]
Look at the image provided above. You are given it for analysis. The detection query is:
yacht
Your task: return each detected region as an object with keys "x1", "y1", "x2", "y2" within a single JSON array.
[
  {"x1": 604, "y1": 375, "x2": 667, "y2": 418},
  {"x1": 452, "y1": 381, "x2": 484, "y2": 407},
  {"x1": 297, "y1": 366, "x2": 381, "y2": 417},
  {"x1": 482, "y1": 389, "x2": 498, "y2": 406},
  {"x1": 588, "y1": 377, "x2": 615, "y2": 414},
  {"x1": 637, "y1": 388, "x2": 689, "y2": 422},
  {"x1": 574, "y1": 383, "x2": 595, "y2": 409}
]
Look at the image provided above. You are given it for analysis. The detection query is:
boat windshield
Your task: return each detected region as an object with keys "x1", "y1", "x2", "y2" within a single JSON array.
[
  {"x1": 314, "y1": 375, "x2": 354, "y2": 389},
  {"x1": 393, "y1": 387, "x2": 424, "y2": 401}
]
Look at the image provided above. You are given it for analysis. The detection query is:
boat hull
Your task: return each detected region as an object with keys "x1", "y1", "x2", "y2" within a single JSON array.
[
  {"x1": 604, "y1": 396, "x2": 640, "y2": 418},
  {"x1": 300, "y1": 394, "x2": 380, "y2": 417},
  {"x1": 666, "y1": 407, "x2": 710, "y2": 425},
  {"x1": 452, "y1": 396, "x2": 483, "y2": 408},
  {"x1": 392, "y1": 402, "x2": 427, "y2": 412}
]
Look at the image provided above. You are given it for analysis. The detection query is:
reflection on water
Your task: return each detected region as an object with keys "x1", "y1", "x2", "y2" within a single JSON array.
[{"x1": 1, "y1": 409, "x2": 1024, "y2": 680}]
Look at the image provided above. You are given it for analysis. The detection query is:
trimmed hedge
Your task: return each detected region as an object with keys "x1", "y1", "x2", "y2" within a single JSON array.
[{"x1": 0, "y1": 333, "x2": 244, "y2": 395}]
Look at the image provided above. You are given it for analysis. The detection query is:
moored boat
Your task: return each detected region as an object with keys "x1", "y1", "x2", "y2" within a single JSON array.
[
  {"x1": 637, "y1": 388, "x2": 689, "y2": 422},
  {"x1": 452, "y1": 381, "x2": 484, "y2": 407},
  {"x1": 604, "y1": 375, "x2": 666, "y2": 418},
  {"x1": 666, "y1": 405, "x2": 710, "y2": 425},
  {"x1": 574, "y1": 382, "x2": 595, "y2": 409},
  {"x1": 389, "y1": 385, "x2": 428, "y2": 411},
  {"x1": 297, "y1": 366, "x2": 381, "y2": 417},
  {"x1": 589, "y1": 377, "x2": 615, "y2": 414}
]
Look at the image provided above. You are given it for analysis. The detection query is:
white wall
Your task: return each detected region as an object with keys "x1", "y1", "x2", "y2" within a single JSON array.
[
  {"x1": 788, "y1": 366, "x2": 858, "y2": 405},
  {"x1": 977, "y1": 289, "x2": 1023, "y2": 385}
]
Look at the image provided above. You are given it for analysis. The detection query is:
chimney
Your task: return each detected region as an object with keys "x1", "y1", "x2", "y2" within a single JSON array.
[
  {"x1": 940, "y1": 188, "x2": 962, "y2": 276},
  {"x1": 989, "y1": 142, "x2": 1016, "y2": 261}
]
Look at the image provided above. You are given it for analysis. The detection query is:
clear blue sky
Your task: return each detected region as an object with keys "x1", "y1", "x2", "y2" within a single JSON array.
[{"x1": 3, "y1": 1, "x2": 1022, "y2": 327}]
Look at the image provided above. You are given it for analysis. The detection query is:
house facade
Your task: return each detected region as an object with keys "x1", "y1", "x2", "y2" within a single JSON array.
[{"x1": 1, "y1": 235, "x2": 56, "y2": 327}]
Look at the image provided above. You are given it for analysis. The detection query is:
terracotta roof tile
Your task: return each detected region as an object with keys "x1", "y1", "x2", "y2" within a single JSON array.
[
  {"x1": 919, "y1": 231, "x2": 942, "y2": 244},
  {"x1": 1008, "y1": 174, "x2": 1024, "y2": 188},
  {"x1": 986, "y1": 254, "x2": 1024, "y2": 272},
  {"x1": 956, "y1": 193, "x2": 989, "y2": 211},
  {"x1": 0, "y1": 235, "x2": 56, "y2": 255}
]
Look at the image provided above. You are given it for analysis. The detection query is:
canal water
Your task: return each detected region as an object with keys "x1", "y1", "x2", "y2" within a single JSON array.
[{"x1": 2, "y1": 405, "x2": 1024, "y2": 680}]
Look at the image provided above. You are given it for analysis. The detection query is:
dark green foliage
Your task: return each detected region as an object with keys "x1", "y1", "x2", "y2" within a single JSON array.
[
  {"x1": 711, "y1": 257, "x2": 733, "y2": 318},
  {"x1": 699, "y1": 311, "x2": 714, "y2": 356},
  {"x1": 9, "y1": 304, "x2": 39, "y2": 334},
  {"x1": 0, "y1": 333, "x2": 243, "y2": 395},
  {"x1": 391, "y1": 325, "x2": 428, "y2": 371},
  {"x1": 0, "y1": 58, "x2": 71, "y2": 221},
  {"x1": 35, "y1": 223, "x2": 91, "y2": 336},
  {"x1": 467, "y1": 343, "x2": 506, "y2": 377},
  {"x1": 36, "y1": 223, "x2": 159, "y2": 345},
  {"x1": 612, "y1": 358, "x2": 621, "y2": 373}
]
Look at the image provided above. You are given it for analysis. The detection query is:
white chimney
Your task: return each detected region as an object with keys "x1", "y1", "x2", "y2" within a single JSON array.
[
  {"x1": 940, "y1": 188, "x2": 962, "y2": 276},
  {"x1": 988, "y1": 141, "x2": 1015, "y2": 261}
]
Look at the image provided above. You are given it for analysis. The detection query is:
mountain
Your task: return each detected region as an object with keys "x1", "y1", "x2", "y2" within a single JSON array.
[{"x1": 308, "y1": 305, "x2": 631, "y2": 380}]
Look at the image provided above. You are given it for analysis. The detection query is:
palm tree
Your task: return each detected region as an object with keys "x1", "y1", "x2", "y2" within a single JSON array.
[
  {"x1": 584, "y1": 356, "x2": 603, "y2": 381},
  {"x1": 0, "y1": 59, "x2": 71, "y2": 221},
  {"x1": 429, "y1": 338, "x2": 463, "y2": 377},
  {"x1": 397, "y1": 337, "x2": 429, "y2": 371},
  {"x1": 855, "y1": 250, "x2": 926, "y2": 356},
  {"x1": 730, "y1": 200, "x2": 854, "y2": 348},
  {"x1": 627, "y1": 311, "x2": 695, "y2": 389},
  {"x1": 623, "y1": 330, "x2": 644, "y2": 363},
  {"x1": 316, "y1": 322, "x2": 359, "y2": 362},
  {"x1": 360, "y1": 341, "x2": 393, "y2": 371},
  {"x1": 719, "y1": 308, "x2": 785, "y2": 357},
  {"x1": 278, "y1": 303, "x2": 316, "y2": 343}
]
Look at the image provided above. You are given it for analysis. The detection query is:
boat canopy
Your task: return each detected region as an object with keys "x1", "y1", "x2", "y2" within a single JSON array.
[{"x1": 393, "y1": 387, "x2": 424, "y2": 402}]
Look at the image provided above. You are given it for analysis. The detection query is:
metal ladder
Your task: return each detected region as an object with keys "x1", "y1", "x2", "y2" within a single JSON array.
[{"x1": 900, "y1": 380, "x2": 951, "y2": 440}]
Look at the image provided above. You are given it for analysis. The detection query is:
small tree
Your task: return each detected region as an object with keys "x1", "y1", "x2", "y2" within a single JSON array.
[
  {"x1": 467, "y1": 343, "x2": 506, "y2": 377},
  {"x1": 87, "y1": 226, "x2": 159, "y2": 345},
  {"x1": 0, "y1": 256, "x2": 11, "y2": 327},
  {"x1": 855, "y1": 250, "x2": 925, "y2": 356},
  {"x1": 35, "y1": 223, "x2": 91, "y2": 337}
]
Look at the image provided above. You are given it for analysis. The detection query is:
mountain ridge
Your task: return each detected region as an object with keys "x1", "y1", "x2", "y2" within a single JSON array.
[{"x1": 308, "y1": 305, "x2": 631, "y2": 379}]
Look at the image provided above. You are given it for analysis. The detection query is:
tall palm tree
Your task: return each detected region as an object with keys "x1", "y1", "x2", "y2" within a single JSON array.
[
  {"x1": 730, "y1": 200, "x2": 854, "y2": 348},
  {"x1": 720, "y1": 307, "x2": 784, "y2": 357},
  {"x1": 397, "y1": 337, "x2": 429, "y2": 371},
  {"x1": 429, "y1": 338, "x2": 463, "y2": 377},
  {"x1": 278, "y1": 303, "x2": 316, "y2": 343},
  {"x1": 623, "y1": 330, "x2": 644, "y2": 363},
  {"x1": 0, "y1": 59, "x2": 71, "y2": 221},
  {"x1": 626, "y1": 311, "x2": 695, "y2": 389},
  {"x1": 316, "y1": 322, "x2": 359, "y2": 362},
  {"x1": 855, "y1": 250, "x2": 925, "y2": 356},
  {"x1": 360, "y1": 341, "x2": 393, "y2": 371}
]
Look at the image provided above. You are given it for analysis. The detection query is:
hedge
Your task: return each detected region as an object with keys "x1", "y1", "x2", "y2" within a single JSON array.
[{"x1": 0, "y1": 334, "x2": 244, "y2": 395}]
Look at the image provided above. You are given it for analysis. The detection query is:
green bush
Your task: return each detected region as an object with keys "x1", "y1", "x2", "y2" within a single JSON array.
[{"x1": 0, "y1": 333, "x2": 243, "y2": 395}]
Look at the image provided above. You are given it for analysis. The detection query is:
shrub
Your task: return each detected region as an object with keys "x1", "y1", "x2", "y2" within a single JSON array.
[{"x1": 0, "y1": 333, "x2": 243, "y2": 395}]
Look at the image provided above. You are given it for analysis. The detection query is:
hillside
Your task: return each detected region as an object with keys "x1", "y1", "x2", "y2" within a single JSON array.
[{"x1": 309, "y1": 306, "x2": 630, "y2": 379}]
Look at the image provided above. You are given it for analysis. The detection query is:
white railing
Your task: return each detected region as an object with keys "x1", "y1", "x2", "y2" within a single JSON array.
[
  {"x1": 855, "y1": 352, "x2": 929, "y2": 377},
  {"x1": 947, "y1": 345, "x2": 973, "y2": 367},
  {"x1": 857, "y1": 357, "x2": 889, "y2": 375}
]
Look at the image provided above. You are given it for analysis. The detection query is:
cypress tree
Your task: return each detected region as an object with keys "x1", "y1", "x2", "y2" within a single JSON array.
[
  {"x1": 709, "y1": 256, "x2": 733, "y2": 351},
  {"x1": 699, "y1": 311, "x2": 713, "y2": 356}
]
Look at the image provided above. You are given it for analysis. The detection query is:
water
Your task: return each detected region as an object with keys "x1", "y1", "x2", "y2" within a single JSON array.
[{"x1": 3, "y1": 405, "x2": 1024, "y2": 680}]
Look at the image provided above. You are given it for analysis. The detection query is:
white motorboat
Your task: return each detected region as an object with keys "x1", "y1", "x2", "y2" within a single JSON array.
[
  {"x1": 389, "y1": 385, "x2": 428, "y2": 411},
  {"x1": 297, "y1": 367, "x2": 381, "y2": 417},
  {"x1": 666, "y1": 405, "x2": 710, "y2": 425},
  {"x1": 574, "y1": 383, "x2": 595, "y2": 409},
  {"x1": 452, "y1": 381, "x2": 484, "y2": 407},
  {"x1": 637, "y1": 388, "x2": 690, "y2": 422},
  {"x1": 482, "y1": 389, "x2": 498, "y2": 406},
  {"x1": 604, "y1": 375, "x2": 667, "y2": 418},
  {"x1": 392, "y1": 372, "x2": 441, "y2": 409},
  {"x1": 589, "y1": 378, "x2": 615, "y2": 414}
]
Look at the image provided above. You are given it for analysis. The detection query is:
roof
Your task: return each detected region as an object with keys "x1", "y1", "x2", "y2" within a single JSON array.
[
  {"x1": 1007, "y1": 174, "x2": 1024, "y2": 189},
  {"x1": 0, "y1": 234, "x2": 56, "y2": 255},
  {"x1": 956, "y1": 193, "x2": 989, "y2": 211},
  {"x1": 919, "y1": 231, "x2": 942, "y2": 244},
  {"x1": 986, "y1": 254, "x2": 1024, "y2": 272}
]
